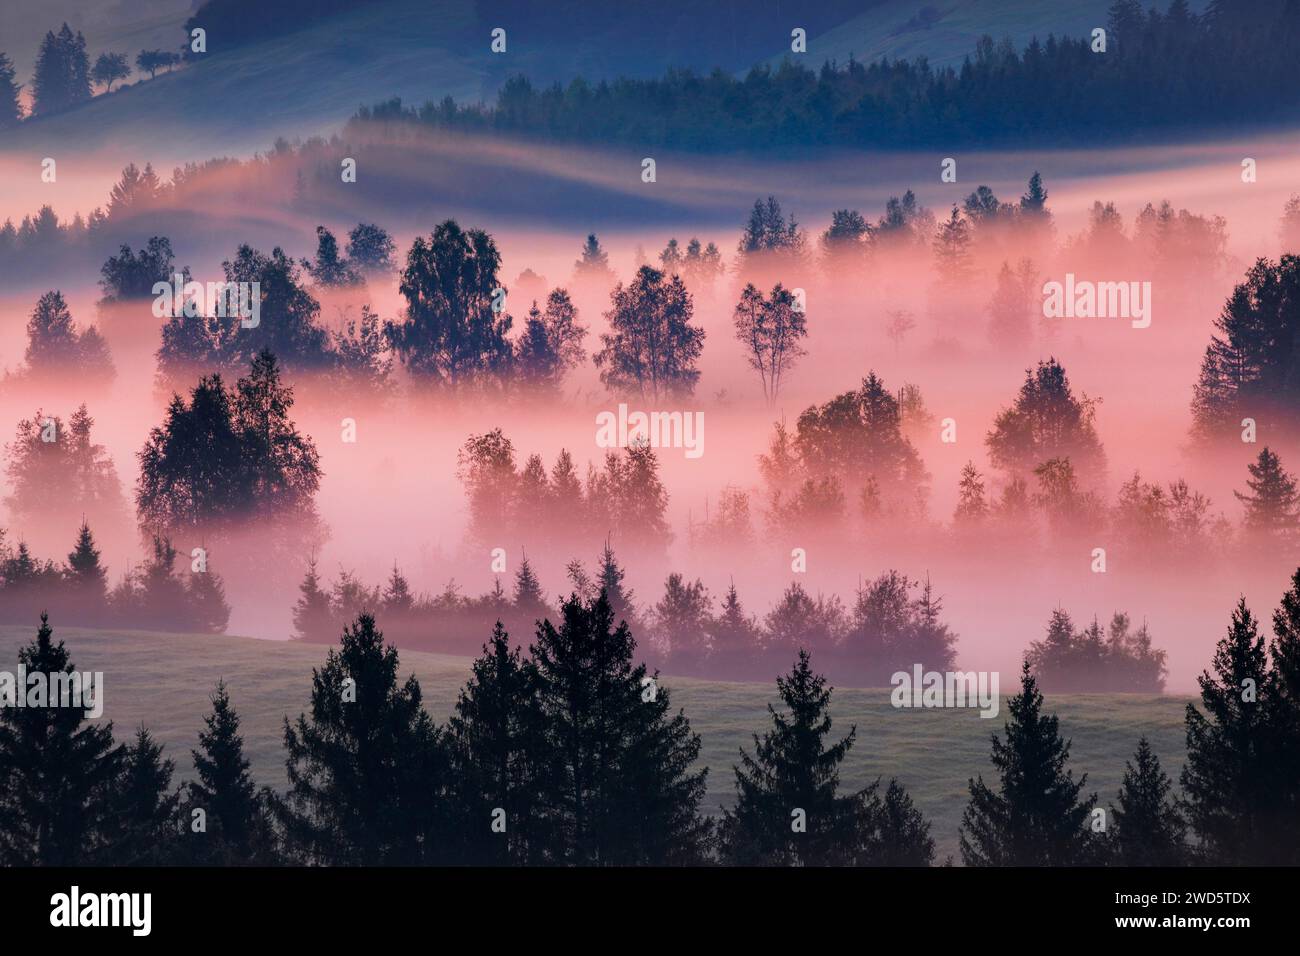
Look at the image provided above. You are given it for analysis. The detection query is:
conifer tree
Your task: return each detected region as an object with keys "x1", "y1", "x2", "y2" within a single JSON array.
[
  {"x1": 382, "y1": 562, "x2": 413, "y2": 615},
  {"x1": 186, "y1": 561, "x2": 231, "y2": 633},
  {"x1": 868, "y1": 778, "x2": 936, "y2": 866},
  {"x1": 1107, "y1": 736, "x2": 1186, "y2": 865},
  {"x1": 277, "y1": 614, "x2": 448, "y2": 864},
  {"x1": 104, "y1": 727, "x2": 180, "y2": 865},
  {"x1": 719, "y1": 650, "x2": 875, "y2": 865},
  {"x1": 0, "y1": 614, "x2": 125, "y2": 864},
  {"x1": 708, "y1": 582, "x2": 761, "y2": 674},
  {"x1": 1269, "y1": 567, "x2": 1300, "y2": 861},
  {"x1": 1234, "y1": 447, "x2": 1300, "y2": 541},
  {"x1": 448, "y1": 624, "x2": 549, "y2": 864},
  {"x1": 0, "y1": 52, "x2": 20, "y2": 127},
  {"x1": 530, "y1": 591, "x2": 709, "y2": 864},
  {"x1": 1181, "y1": 598, "x2": 1275, "y2": 863},
  {"x1": 292, "y1": 557, "x2": 332, "y2": 641},
  {"x1": 960, "y1": 661, "x2": 1099, "y2": 865},
  {"x1": 188, "y1": 681, "x2": 272, "y2": 863},
  {"x1": 64, "y1": 520, "x2": 108, "y2": 619},
  {"x1": 512, "y1": 554, "x2": 548, "y2": 622}
]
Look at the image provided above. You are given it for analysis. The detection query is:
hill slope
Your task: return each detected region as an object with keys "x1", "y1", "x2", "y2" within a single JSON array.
[{"x1": 0, "y1": 623, "x2": 1191, "y2": 863}]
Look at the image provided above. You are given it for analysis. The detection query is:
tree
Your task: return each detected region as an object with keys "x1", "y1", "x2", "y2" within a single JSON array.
[
  {"x1": 719, "y1": 649, "x2": 878, "y2": 865},
  {"x1": 986, "y1": 358, "x2": 1106, "y2": 484},
  {"x1": 960, "y1": 662, "x2": 1099, "y2": 865},
  {"x1": 708, "y1": 583, "x2": 762, "y2": 674},
  {"x1": 106, "y1": 162, "x2": 163, "y2": 219},
  {"x1": 387, "y1": 220, "x2": 513, "y2": 387},
  {"x1": 278, "y1": 614, "x2": 448, "y2": 864},
  {"x1": 0, "y1": 614, "x2": 126, "y2": 864},
  {"x1": 1107, "y1": 736, "x2": 1186, "y2": 865},
  {"x1": 0, "y1": 52, "x2": 21, "y2": 126},
  {"x1": 187, "y1": 557, "x2": 231, "y2": 633},
  {"x1": 953, "y1": 461, "x2": 989, "y2": 527},
  {"x1": 345, "y1": 222, "x2": 396, "y2": 275},
  {"x1": 594, "y1": 265, "x2": 705, "y2": 401},
  {"x1": 986, "y1": 259, "x2": 1037, "y2": 349},
  {"x1": 91, "y1": 52, "x2": 130, "y2": 92},
  {"x1": 137, "y1": 351, "x2": 322, "y2": 534},
  {"x1": 457, "y1": 429, "x2": 517, "y2": 547},
  {"x1": 1234, "y1": 446, "x2": 1300, "y2": 542},
  {"x1": 512, "y1": 555, "x2": 548, "y2": 623},
  {"x1": 733, "y1": 283, "x2": 808, "y2": 406},
  {"x1": 100, "y1": 237, "x2": 184, "y2": 301},
  {"x1": 656, "y1": 573, "x2": 711, "y2": 671},
  {"x1": 135, "y1": 49, "x2": 169, "y2": 80},
  {"x1": 1191, "y1": 256, "x2": 1300, "y2": 443},
  {"x1": 573, "y1": 233, "x2": 615, "y2": 282},
  {"x1": 5, "y1": 404, "x2": 127, "y2": 529},
  {"x1": 1181, "y1": 598, "x2": 1276, "y2": 864},
  {"x1": 737, "y1": 196, "x2": 807, "y2": 269},
  {"x1": 292, "y1": 557, "x2": 333, "y2": 641},
  {"x1": 530, "y1": 591, "x2": 709, "y2": 864},
  {"x1": 31, "y1": 25, "x2": 91, "y2": 115},
  {"x1": 513, "y1": 289, "x2": 587, "y2": 394},
  {"x1": 932, "y1": 205, "x2": 974, "y2": 284},
  {"x1": 64, "y1": 521, "x2": 108, "y2": 621},
  {"x1": 104, "y1": 728, "x2": 179, "y2": 864},
  {"x1": 1268, "y1": 567, "x2": 1300, "y2": 861},
  {"x1": 188, "y1": 681, "x2": 273, "y2": 863},
  {"x1": 304, "y1": 226, "x2": 360, "y2": 286},
  {"x1": 447, "y1": 625, "x2": 550, "y2": 864},
  {"x1": 22, "y1": 290, "x2": 114, "y2": 380}
]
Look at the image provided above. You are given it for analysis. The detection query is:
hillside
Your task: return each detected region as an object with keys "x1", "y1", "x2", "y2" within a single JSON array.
[
  {"x1": 0, "y1": 623, "x2": 1191, "y2": 863},
  {"x1": 792, "y1": 0, "x2": 1211, "y2": 69}
]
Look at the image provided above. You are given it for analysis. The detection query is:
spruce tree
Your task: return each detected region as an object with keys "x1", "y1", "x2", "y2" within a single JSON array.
[
  {"x1": 1181, "y1": 598, "x2": 1275, "y2": 863},
  {"x1": 64, "y1": 520, "x2": 108, "y2": 620},
  {"x1": 188, "y1": 681, "x2": 272, "y2": 863},
  {"x1": 960, "y1": 661, "x2": 1099, "y2": 865},
  {"x1": 512, "y1": 554, "x2": 548, "y2": 622},
  {"x1": 447, "y1": 624, "x2": 549, "y2": 864},
  {"x1": 868, "y1": 778, "x2": 936, "y2": 866},
  {"x1": 1107, "y1": 736, "x2": 1186, "y2": 865},
  {"x1": 186, "y1": 561, "x2": 231, "y2": 633},
  {"x1": 291, "y1": 557, "x2": 332, "y2": 641},
  {"x1": 103, "y1": 727, "x2": 179, "y2": 865},
  {"x1": 530, "y1": 591, "x2": 709, "y2": 864},
  {"x1": 720, "y1": 649, "x2": 875, "y2": 865},
  {"x1": 708, "y1": 582, "x2": 761, "y2": 675},
  {"x1": 1234, "y1": 447, "x2": 1300, "y2": 541},
  {"x1": 277, "y1": 613, "x2": 448, "y2": 864},
  {"x1": 1270, "y1": 567, "x2": 1300, "y2": 861},
  {"x1": 382, "y1": 562, "x2": 413, "y2": 615},
  {"x1": 0, "y1": 614, "x2": 125, "y2": 864},
  {"x1": 0, "y1": 52, "x2": 20, "y2": 126}
]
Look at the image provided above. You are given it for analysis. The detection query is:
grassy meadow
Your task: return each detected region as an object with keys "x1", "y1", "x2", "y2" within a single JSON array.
[{"x1": 0, "y1": 623, "x2": 1192, "y2": 863}]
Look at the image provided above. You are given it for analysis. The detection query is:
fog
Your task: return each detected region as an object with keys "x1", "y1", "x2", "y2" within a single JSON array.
[{"x1": 3, "y1": 124, "x2": 1300, "y2": 691}]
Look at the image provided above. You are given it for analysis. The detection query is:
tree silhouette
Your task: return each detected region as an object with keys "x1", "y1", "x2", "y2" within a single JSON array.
[
  {"x1": 733, "y1": 283, "x2": 808, "y2": 406},
  {"x1": 278, "y1": 613, "x2": 448, "y2": 864},
  {"x1": 0, "y1": 614, "x2": 125, "y2": 864},
  {"x1": 719, "y1": 649, "x2": 877, "y2": 865},
  {"x1": 1235, "y1": 446, "x2": 1300, "y2": 543},
  {"x1": 91, "y1": 52, "x2": 130, "y2": 92},
  {"x1": 595, "y1": 265, "x2": 704, "y2": 401},
  {"x1": 103, "y1": 727, "x2": 179, "y2": 865},
  {"x1": 0, "y1": 52, "x2": 20, "y2": 126},
  {"x1": 64, "y1": 521, "x2": 108, "y2": 621},
  {"x1": 187, "y1": 681, "x2": 274, "y2": 863},
  {"x1": 1107, "y1": 736, "x2": 1186, "y2": 865},
  {"x1": 1181, "y1": 598, "x2": 1275, "y2": 864},
  {"x1": 32, "y1": 25, "x2": 91, "y2": 115},
  {"x1": 387, "y1": 219, "x2": 513, "y2": 387},
  {"x1": 986, "y1": 358, "x2": 1106, "y2": 485},
  {"x1": 292, "y1": 557, "x2": 333, "y2": 641},
  {"x1": 304, "y1": 225, "x2": 360, "y2": 287},
  {"x1": 513, "y1": 289, "x2": 587, "y2": 395},
  {"x1": 345, "y1": 222, "x2": 396, "y2": 275},
  {"x1": 447, "y1": 624, "x2": 550, "y2": 864},
  {"x1": 530, "y1": 591, "x2": 709, "y2": 863},
  {"x1": 960, "y1": 661, "x2": 1099, "y2": 865}
]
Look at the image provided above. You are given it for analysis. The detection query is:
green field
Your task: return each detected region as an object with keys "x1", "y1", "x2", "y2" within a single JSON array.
[{"x1": 0, "y1": 624, "x2": 1192, "y2": 863}]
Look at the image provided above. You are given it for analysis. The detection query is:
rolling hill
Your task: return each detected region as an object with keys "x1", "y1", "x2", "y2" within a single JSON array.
[{"x1": 0, "y1": 622, "x2": 1192, "y2": 863}]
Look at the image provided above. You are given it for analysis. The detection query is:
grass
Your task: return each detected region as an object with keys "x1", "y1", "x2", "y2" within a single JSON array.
[{"x1": 0, "y1": 623, "x2": 1191, "y2": 863}]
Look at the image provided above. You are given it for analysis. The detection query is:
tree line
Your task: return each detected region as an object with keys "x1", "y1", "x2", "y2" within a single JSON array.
[
  {"x1": 349, "y1": 1, "x2": 1300, "y2": 150},
  {"x1": 5, "y1": 570, "x2": 1300, "y2": 865}
]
